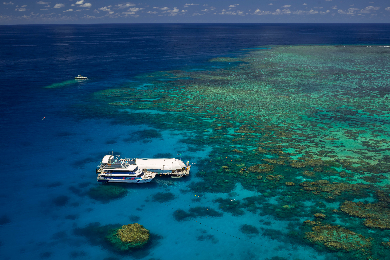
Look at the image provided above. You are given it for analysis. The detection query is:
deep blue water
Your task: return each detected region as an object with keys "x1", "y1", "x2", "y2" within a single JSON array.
[{"x1": 1, "y1": 23, "x2": 390, "y2": 260}]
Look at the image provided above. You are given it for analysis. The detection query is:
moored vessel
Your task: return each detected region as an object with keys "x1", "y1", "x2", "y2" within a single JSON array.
[
  {"x1": 75, "y1": 75, "x2": 88, "y2": 80},
  {"x1": 96, "y1": 154, "x2": 190, "y2": 183}
]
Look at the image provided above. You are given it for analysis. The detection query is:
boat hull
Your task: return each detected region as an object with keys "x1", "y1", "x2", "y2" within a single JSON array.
[{"x1": 98, "y1": 177, "x2": 153, "y2": 183}]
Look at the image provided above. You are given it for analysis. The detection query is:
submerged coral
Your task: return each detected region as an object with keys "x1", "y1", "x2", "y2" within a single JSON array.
[
  {"x1": 151, "y1": 192, "x2": 175, "y2": 203},
  {"x1": 340, "y1": 201, "x2": 390, "y2": 229},
  {"x1": 124, "y1": 129, "x2": 162, "y2": 143},
  {"x1": 299, "y1": 180, "x2": 370, "y2": 200},
  {"x1": 87, "y1": 185, "x2": 128, "y2": 203},
  {"x1": 305, "y1": 223, "x2": 372, "y2": 253},
  {"x1": 214, "y1": 198, "x2": 245, "y2": 216},
  {"x1": 106, "y1": 223, "x2": 150, "y2": 251},
  {"x1": 313, "y1": 213, "x2": 326, "y2": 219},
  {"x1": 240, "y1": 224, "x2": 259, "y2": 235},
  {"x1": 248, "y1": 164, "x2": 274, "y2": 173},
  {"x1": 52, "y1": 195, "x2": 70, "y2": 207},
  {"x1": 173, "y1": 206, "x2": 223, "y2": 221},
  {"x1": 72, "y1": 45, "x2": 390, "y2": 259},
  {"x1": 74, "y1": 222, "x2": 161, "y2": 256}
]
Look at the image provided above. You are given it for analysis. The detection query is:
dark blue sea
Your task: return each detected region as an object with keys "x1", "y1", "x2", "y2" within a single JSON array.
[{"x1": 1, "y1": 23, "x2": 390, "y2": 260}]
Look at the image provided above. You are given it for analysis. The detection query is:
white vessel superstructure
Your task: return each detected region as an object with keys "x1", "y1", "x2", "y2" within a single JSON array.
[
  {"x1": 96, "y1": 154, "x2": 190, "y2": 183},
  {"x1": 75, "y1": 75, "x2": 88, "y2": 80}
]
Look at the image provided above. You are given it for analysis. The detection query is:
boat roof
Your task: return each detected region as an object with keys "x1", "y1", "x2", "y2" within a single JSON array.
[
  {"x1": 135, "y1": 158, "x2": 186, "y2": 170},
  {"x1": 102, "y1": 155, "x2": 114, "y2": 164}
]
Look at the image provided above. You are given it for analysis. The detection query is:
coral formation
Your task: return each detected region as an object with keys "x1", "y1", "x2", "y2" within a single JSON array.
[
  {"x1": 52, "y1": 195, "x2": 70, "y2": 207},
  {"x1": 129, "y1": 215, "x2": 140, "y2": 222},
  {"x1": 240, "y1": 224, "x2": 259, "y2": 235},
  {"x1": 364, "y1": 218, "x2": 390, "y2": 230},
  {"x1": 73, "y1": 45, "x2": 390, "y2": 259},
  {"x1": 124, "y1": 129, "x2": 162, "y2": 143},
  {"x1": 74, "y1": 222, "x2": 121, "y2": 247},
  {"x1": 257, "y1": 196, "x2": 311, "y2": 220},
  {"x1": 173, "y1": 206, "x2": 223, "y2": 221},
  {"x1": 248, "y1": 164, "x2": 274, "y2": 173},
  {"x1": 74, "y1": 222, "x2": 160, "y2": 256},
  {"x1": 106, "y1": 223, "x2": 150, "y2": 251},
  {"x1": 151, "y1": 192, "x2": 175, "y2": 203},
  {"x1": 87, "y1": 185, "x2": 127, "y2": 203},
  {"x1": 382, "y1": 241, "x2": 390, "y2": 249},
  {"x1": 340, "y1": 201, "x2": 390, "y2": 229},
  {"x1": 305, "y1": 223, "x2": 372, "y2": 253},
  {"x1": 214, "y1": 198, "x2": 245, "y2": 216},
  {"x1": 197, "y1": 229, "x2": 219, "y2": 244},
  {"x1": 299, "y1": 180, "x2": 369, "y2": 200},
  {"x1": 313, "y1": 213, "x2": 326, "y2": 219},
  {"x1": 173, "y1": 209, "x2": 191, "y2": 221}
]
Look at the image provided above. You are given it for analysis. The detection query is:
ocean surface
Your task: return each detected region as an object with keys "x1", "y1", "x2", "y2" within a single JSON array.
[{"x1": 1, "y1": 23, "x2": 390, "y2": 260}]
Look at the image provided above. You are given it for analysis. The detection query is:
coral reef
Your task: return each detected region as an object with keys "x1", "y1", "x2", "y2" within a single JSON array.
[
  {"x1": 305, "y1": 223, "x2": 372, "y2": 253},
  {"x1": 382, "y1": 241, "x2": 390, "y2": 249},
  {"x1": 72, "y1": 45, "x2": 390, "y2": 259},
  {"x1": 196, "y1": 234, "x2": 219, "y2": 244},
  {"x1": 340, "y1": 201, "x2": 390, "y2": 229},
  {"x1": 173, "y1": 206, "x2": 223, "y2": 221},
  {"x1": 129, "y1": 215, "x2": 140, "y2": 222},
  {"x1": 257, "y1": 196, "x2": 310, "y2": 220},
  {"x1": 214, "y1": 198, "x2": 245, "y2": 216},
  {"x1": 377, "y1": 190, "x2": 390, "y2": 204},
  {"x1": 173, "y1": 209, "x2": 191, "y2": 221},
  {"x1": 364, "y1": 218, "x2": 390, "y2": 230},
  {"x1": 87, "y1": 185, "x2": 127, "y2": 203},
  {"x1": 106, "y1": 223, "x2": 150, "y2": 251},
  {"x1": 299, "y1": 180, "x2": 370, "y2": 200},
  {"x1": 74, "y1": 222, "x2": 160, "y2": 256},
  {"x1": 74, "y1": 222, "x2": 121, "y2": 247},
  {"x1": 248, "y1": 164, "x2": 274, "y2": 173},
  {"x1": 197, "y1": 229, "x2": 219, "y2": 244},
  {"x1": 52, "y1": 195, "x2": 70, "y2": 207},
  {"x1": 313, "y1": 213, "x2": 326, "y2": 219},
  {"x1": 241, "y1": 196, "x2": 263, "y2": 214},
  {"x1": 261, "y1": 228, "x2": 286, "y2": 242},
  {"x1": 151, "y1": 192, "x2": 175, "y2": 203},
  {"x1": 240, "y1": 224, "x2": 259, "y2": 235},
  {"x1": 124, "y1": 129, "x2": 162, "y2": 143}
]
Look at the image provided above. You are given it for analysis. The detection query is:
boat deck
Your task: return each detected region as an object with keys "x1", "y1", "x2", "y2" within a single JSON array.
[{"x1": 96, "y1": 155, "x2": 190, "y2": 181}]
